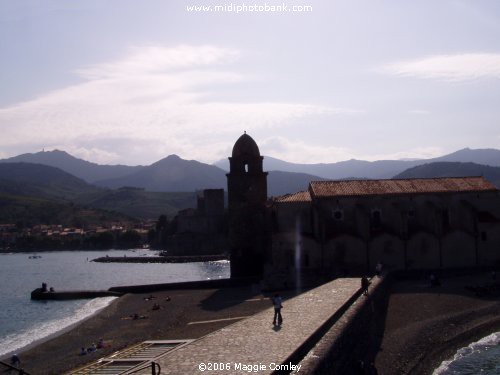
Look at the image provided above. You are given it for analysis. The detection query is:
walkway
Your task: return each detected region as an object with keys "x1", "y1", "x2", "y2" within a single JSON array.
[{"x1": 140, "y1": 278, "x2": 361, "y2": 374}]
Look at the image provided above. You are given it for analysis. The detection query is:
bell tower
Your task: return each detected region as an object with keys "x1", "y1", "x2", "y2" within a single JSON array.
[{"x1": 227, "y1": 132, "x2": 268, "y2": 279}]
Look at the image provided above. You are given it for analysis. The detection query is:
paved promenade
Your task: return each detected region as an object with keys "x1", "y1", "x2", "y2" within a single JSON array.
[{"x1": 141, "y1": 278, "x2": 361, "y2": 374}]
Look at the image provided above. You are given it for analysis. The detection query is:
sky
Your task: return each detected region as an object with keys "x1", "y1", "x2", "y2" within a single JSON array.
[{"x1": 1, "y1": 0, "x2": 500, "y2": 166}]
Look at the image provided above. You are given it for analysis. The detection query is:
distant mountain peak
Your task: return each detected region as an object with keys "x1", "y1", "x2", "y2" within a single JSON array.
[
  {"x1": 46, "y1": 149, "x2": 68, "y2": 154},
  {"x1": 166, "y1": 154, "x2": 181, "y2": 160}
]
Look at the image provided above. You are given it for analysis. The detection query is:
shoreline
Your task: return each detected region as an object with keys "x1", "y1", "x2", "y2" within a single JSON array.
[
  {"x1": 0, "y1": 296, "x2": 120, "y2": 360},
  {"x1": 423, "y1": 320, "x2": 500, "y2": 374},
  {"x1": 5, "y1": 286, "x2": 273, "y2": 375},
  {"x1": 374, "y1": 273, "x2": 500, "y2": 375},
  {"x1": 3, "y1": 273, "x2": 499, "y2": 374}
]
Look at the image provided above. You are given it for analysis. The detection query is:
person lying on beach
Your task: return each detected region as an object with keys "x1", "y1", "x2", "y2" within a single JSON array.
[
  {"x1": 144, "y1": 295, "x2": 156, "y2": 301},
  {"x1": 121, "y1": 313, "x2": 149, "y2": 320},
  {"x1": 152, "y1": 303, "x2": 161, "y2": 311},
  {"x1": 97, "y1": 338, "x2": 107, "y2": 349}
]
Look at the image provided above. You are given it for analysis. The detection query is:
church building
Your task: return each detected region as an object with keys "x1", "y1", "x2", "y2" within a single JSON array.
[{"x1": 226, "y1": 133, "x2": 500, "y2": 287}]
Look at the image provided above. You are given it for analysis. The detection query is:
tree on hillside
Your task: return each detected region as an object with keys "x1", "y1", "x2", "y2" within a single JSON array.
[
  {"x1": 117, "y1": 229, "x2": 142, "y2": 249},
  {"x1": 148, "y1": 214, "x2": 176, "y2": 249}
]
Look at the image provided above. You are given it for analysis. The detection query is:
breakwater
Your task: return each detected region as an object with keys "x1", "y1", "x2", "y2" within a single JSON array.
[
  {"x1": 92, "y1": 255, "x2": 228, "y2": 263},
  {"x1": 31, "y1": 277, "x2": 258, "y2": 300},
  {"x1": 30, "y1": 288, "x2": 123, "y2": 300}
]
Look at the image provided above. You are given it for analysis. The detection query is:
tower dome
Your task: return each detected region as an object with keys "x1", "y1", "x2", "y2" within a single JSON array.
[{"x1": 232, "y1": 133, "x2": 260, "y2": 158}]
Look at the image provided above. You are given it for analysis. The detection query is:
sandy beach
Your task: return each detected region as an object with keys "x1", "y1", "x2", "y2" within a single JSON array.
[
  {"x1": 4, "y1": 273, "x2": 499, "y2": 375},
  {"x1": 7, "y1": 286, "x2": 274, "y2": 375},
  {"x1": 375, "y1": 272, "x2": 500, "y2": 375}
]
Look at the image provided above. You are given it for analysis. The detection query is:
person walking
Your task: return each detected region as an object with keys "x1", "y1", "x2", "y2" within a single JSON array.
[
  {"x1": 361, "y1": 276, "x2": 370, "y2": 296},
  {"x1": 375, "y1": 261, "x2": 383, "y2": 277},
  {"x1": 272, "y1": 293, "x2": 283, "y2": 326}
]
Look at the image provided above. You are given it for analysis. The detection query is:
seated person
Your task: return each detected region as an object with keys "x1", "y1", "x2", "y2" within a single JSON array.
[
  {"x1": 11, "y1": 354, "x2": 20, "y2": 367},
  {"x1": 97, "y1": 338, "x2": 105, "y2": 349}
]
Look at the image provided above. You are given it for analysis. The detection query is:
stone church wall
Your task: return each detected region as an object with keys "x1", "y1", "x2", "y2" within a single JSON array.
[
  {"x1": 325, "y1": 235, "x2": 366, "y2": 272},
  {"x1": 406, "y1": 232, "x2": 440, "y2": 269},
  {"x1": 442, "y1": 231, "x2": 476, "y2": 268},
  {"x1": 478, "y1": 222, "x2": 500, "y2": 266},
  {"x1": 369, "y1": 233, "x2": 405, "y2": 270}
]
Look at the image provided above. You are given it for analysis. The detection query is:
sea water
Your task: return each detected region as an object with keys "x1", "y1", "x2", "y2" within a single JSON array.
[
  {"x1": 433, "y1": 332, "x2": 500, "y2": 375},
  {"x1": 0, "y1": 250, "x2": 229, "y2": 357}
]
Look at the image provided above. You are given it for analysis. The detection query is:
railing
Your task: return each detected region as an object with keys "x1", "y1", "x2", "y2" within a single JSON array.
[
  {"x1": 128, "y1": 361, "x2": 161, "y2": 375},
  {"x1": 0, "y1": 360, "x2": 30, "y2": 375}
]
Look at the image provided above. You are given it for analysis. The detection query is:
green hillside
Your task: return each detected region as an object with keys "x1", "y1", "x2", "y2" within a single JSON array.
[
  {"x1": 78, "y1": 187, "x2": 197, "y2": 219},
  {"x1": 0, "y1": 193, "x2": 135, "y2": 227},
  {"x1": 0, "y1": 163, "x2": 197, "y2": 221},
  {"x1": 0, "y1": 162, "x2": 101, "y2": 201}
]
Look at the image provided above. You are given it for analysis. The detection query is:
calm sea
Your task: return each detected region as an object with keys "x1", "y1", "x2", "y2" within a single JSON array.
[{"x1": 0, "y1": 250, "x2": 229, "y2": 358}]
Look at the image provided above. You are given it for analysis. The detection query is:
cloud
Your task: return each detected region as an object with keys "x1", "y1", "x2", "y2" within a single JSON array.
[
  {"x1": 76, "y1": 45, "x2": 241, "y2": 80},
  {"x1": 0, "y1": 44, "x2": 350, "y2": 165},
  {"x1": 260, "y1": 136, "x2": 356, "y2": 164},
  {"x1": 259, "y1": 137, "x2": 444, "y2": 164},
  {"x1": 408, "y1": 109, "x2": 430, "y2": 115},
  {"x1": 357, "y1": 147, "x2": 444, "y2": 162},
  {"x1": 383, "y1": 53, "x2": 500, "y2": 82}
]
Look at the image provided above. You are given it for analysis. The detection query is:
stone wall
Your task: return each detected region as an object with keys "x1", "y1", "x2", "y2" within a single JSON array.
[{"x1": 295, "y1": 275, "x2": 392, "y2": 374}]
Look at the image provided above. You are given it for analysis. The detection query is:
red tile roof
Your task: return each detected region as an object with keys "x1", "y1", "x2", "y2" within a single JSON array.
[
  {"x1": 274, "y1": 190, "x2": 311, "y2": 203},
  {"x1": 309, "y1": 177, "x2": 497, "y2": 198}
]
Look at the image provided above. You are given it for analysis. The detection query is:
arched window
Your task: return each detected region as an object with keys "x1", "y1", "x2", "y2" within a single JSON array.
[{"x1": 371, "y1": 209, "x2": 382, "y2": 228}]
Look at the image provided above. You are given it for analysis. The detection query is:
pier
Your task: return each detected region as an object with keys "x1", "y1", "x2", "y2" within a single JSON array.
[
  {"x1": 91, "y1": 255, "x2": 228, "y2": 263},
  {"x1": 30, "y1": 277, "x2": 258, "y2": 300},
  {"x1": 68, "y1": 277, "x2": 388, "y2": 374},
  {"x1": 30, "y1": 288, "x2": 123, "y2": 300}
]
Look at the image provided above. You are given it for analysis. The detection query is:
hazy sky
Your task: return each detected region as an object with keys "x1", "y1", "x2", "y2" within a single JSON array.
[{"x1": 1, "y1": 0, "x2": 500, "y2": 165}]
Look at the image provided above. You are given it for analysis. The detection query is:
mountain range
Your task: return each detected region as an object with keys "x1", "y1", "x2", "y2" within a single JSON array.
[
  {"x1": 215, "y1": 148, "x2": 500, "y2": 179},
  {"x1": 0, "y1": 151, "x2": 323, "y2": 196},
  {"x1": 394, "y1": 162, "x2": 500, "y2": 187},
  {"x1": 0, "y1": 162, "x2": 196, "y2": 220},
  {"x1": 1, "y1": 148, "x2": 500, "y2": 222},
  {"x1": 3, "y1": 147, "x2": 500, "y2": 194},
  {"x1": 1, "y1": 150, "x2": 142, "y2": 182}
]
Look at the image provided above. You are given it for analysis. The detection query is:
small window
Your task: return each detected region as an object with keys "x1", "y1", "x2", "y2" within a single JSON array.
[
  {"x1": 332, "y1": 209, "x2": 344, "y2": 221},
  {"x1": 384, "y1": 240, "x2": 393, "y2": 254},
  {"x1": 371, "y1": 209, "x2": 382, "y2": 228},
  {"x1": 304, "y1": 252, "x2": 310, "y2": 268},
  {"x1": 442, "y1": 210, "x2": 450, "y2": 230},
  {"x1": 244, "y1": 164, "x2": 249, "y2": 172}
]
